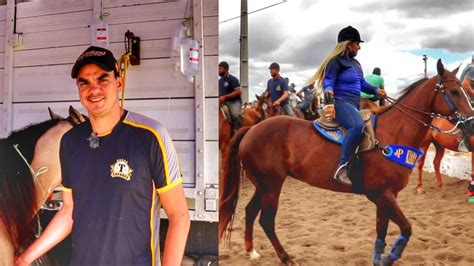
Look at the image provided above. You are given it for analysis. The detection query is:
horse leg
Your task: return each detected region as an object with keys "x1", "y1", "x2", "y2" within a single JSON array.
[
  {"x1": 432, "y1": 142, "x2": 445, "y2": 189},
  {"x1": 378, "y1": 190, "x2": 411, "y2": 266},
  {"x1": 367, "y1": 193, "x2": 389, "y2": 265},
  {"x1": 416, "y1": 150, "x2": 427, "y2": 193},
  {"x1": 244, "y1": 189, "x2": 262, "y2": 260},
  {"x1": 258, "y1": 180, "x2": 294, "y2": 264}
]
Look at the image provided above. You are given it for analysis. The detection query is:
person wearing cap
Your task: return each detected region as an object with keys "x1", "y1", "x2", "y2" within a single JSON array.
[
  {"x1": 219, "y1": 61, "x2": 242, "y2": 132},
  {"x1": 266, "y1": 62, "x2": 295, "y2": 116},
  {"x1": 460, "y1": 55, "x2": 474, "y2": 100},
  {"x1": 362, "y1": 67, "x2": 386, "y2": 106},
  {"x1": 308, "y1": 26, "x2": 386, "y2": 186},
  {"x1": 15, "y1": 46, "x2": 190, "y2": 266}
]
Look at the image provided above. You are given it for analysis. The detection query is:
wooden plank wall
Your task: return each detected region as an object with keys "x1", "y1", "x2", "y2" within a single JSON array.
[{"x1": 1, "y1": 0, "x2": 218, "y2": 209}]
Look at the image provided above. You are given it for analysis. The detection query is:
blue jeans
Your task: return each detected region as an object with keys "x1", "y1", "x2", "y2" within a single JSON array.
[
  {"x1": 225, "y1": 100, "x2": 242, "y2": 130},
  {"x1": 282, "y1": 102, "x2": 295, "y2": 116},
  {"x1": 335, "y1": 99, "x2": 364, "y2": 165},
  {"x1": 299, "y1": 98, "x2": 312, "y2": 113}
]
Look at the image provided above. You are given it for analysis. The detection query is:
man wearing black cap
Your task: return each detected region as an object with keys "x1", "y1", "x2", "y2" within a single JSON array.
[
  {"x1": 219, "y1": 61, "x2": 242, "y2": 132},
  {"x1": 16, "y1": 46, "x2": 190, "y2": 266},
  {"x1": 266, "y1": 62, "x2": 294, "y2": 116}
]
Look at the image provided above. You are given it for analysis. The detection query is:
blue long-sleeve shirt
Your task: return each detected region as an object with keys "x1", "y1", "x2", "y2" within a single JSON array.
[{"x1": 323, "y1": 54, "x2": 378, "y2": 100}]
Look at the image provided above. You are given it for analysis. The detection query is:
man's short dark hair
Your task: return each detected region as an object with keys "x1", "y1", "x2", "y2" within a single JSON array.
[
  {"x1": 372, "y1": 67, "x2": 381, "y2": 75},
  {"x1": 219, "y1": 61, "x2": 229, "y2": 71}
]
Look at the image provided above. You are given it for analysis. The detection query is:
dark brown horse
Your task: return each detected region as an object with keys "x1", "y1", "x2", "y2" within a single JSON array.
[
  {"x1": 0, "y1": 107, "x2": 85, "y2": 265},
  {"x1": 219, "y1": 60, "x2": 474, "y2": 265},
  {"x1": 416, "y1": 117, "x2": 474, "y2": 193}
]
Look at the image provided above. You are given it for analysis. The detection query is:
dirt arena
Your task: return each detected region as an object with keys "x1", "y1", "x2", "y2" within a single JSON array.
[{"x1": 219, "y1": 171, "x2": 474, "y2": 265}]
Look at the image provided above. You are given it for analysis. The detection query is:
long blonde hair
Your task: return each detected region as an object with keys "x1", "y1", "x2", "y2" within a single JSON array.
[{"x1": 307, "y1": 40, "x2": 351, "y2": 89}]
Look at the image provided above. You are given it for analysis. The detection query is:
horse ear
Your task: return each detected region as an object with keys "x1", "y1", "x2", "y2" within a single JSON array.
[
  {"x1": 48, "y1": 107, "x2": 64, "y2": 120},
  {"x1": 436, "y1": 59, "x2": 444, "y2": 77},
  {"x1": 255, "y1": 93, "x2": 260, "y2": 100},
  {"x1": 69, "y1": 105, "x2": 87, "y2": 124},
  {"x1": 451, "y1": 64, "x2": 460, "y2": 76}
]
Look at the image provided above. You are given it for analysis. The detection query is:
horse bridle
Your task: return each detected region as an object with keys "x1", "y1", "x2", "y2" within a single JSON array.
[{"x1": 385, "y1": 77, "x2": 474, "y2": 135}]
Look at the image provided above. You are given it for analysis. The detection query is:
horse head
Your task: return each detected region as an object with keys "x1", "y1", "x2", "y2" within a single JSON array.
[
  {"x1": 0, "y1": 106, "x2": 86, "y2": 255},
  {"x1": 430, "y1": 59, "x2": 474, "y2": 136}
]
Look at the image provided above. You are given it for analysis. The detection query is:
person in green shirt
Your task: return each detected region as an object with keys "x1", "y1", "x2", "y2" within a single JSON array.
[{"x1": 362, "y1": 67, "x2": 385, "y2": 106}]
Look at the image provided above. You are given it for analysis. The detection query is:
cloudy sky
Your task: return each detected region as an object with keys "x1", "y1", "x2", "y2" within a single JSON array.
[{"x1": 219, "y1": 0, "x2": 474, "y2": 100}]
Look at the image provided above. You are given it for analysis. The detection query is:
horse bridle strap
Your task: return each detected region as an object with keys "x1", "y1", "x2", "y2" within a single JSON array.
[{"x1": 384, "y1": 78, "x2": 469, "y2": 135}]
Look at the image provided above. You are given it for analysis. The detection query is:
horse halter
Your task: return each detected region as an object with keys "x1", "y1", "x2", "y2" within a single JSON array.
[{"x1": 385, "y1": 77, "x2": 474, "y2": 135}]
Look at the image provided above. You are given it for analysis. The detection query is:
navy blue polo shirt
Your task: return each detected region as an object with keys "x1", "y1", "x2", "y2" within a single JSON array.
[
  {"x1": 219, "y1": 74, "x2": 241, "y2": 102},
  {"x1": 61, "y1": 110, "x2": 182, "y2": 266},
  {"x1": 267, "y1": 76, "x2": 289, "y2": 104},
  {"x1": 323, "y1": 55, "x2": 378, "y2": 100}
]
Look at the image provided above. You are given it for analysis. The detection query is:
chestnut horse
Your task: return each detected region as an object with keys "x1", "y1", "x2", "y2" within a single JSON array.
[
  {"x1": 0, "y1": 107, "x2": 85, "y2": 265},
  {"x1": 219, "y1": 101, "x2": 264, "y2": 155},
  {"x1": 219, "y1": 60, "x2": 474, "y2": 265},
  {"x1": 416, "y1": 117, "x2": 474, "y2": 193}
]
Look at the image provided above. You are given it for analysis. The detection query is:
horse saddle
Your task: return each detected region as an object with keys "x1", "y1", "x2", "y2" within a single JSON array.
[
  {"x1": 313, "y1": 109, "x2": 377, "y2": 152},
  {"x1": 220, "y1": 105, "x2": 231, "y2": 122},
  {"x1": 220, "y1": 104, "x2": 244, "y2": 122}
]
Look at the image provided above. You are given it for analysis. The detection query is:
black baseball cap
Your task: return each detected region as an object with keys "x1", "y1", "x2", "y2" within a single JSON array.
[
  {"x1": 71, "y1": 46, "x2": 117, "y2": 79},
  {"x1": 337, "y1": 26, "x2": 364, "y2": 43}
]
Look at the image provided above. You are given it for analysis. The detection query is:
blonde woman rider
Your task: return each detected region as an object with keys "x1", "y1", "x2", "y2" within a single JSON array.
[{"x1": 308, "y1": 26, "x2": 386, "y2": 186}]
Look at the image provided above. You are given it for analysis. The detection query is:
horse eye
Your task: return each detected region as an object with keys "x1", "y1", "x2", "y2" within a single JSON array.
[{"x1": 449, "y1": 90, "x2": 460, "y2": 97}]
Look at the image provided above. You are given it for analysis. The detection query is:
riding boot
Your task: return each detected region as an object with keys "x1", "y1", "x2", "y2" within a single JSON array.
[{"x1": 334, "y1": 162, "x2": 352, "y2": 186}]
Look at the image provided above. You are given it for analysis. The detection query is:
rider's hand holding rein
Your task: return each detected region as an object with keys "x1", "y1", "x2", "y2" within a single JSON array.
[
  {"x1": 323, "y1": 90, "x2": 335, "y2": 120},
  {"x1": 378, "y1": 88, "x2": 386, "y2": 98}
]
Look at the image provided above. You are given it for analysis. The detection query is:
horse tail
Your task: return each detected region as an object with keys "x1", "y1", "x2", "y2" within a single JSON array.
[
  {"x1": 0, "y1": 142, "x2": 37, "y2": 254},
  {"x1": 219, "y1": 126, "x2": 251, "y2": 242}
]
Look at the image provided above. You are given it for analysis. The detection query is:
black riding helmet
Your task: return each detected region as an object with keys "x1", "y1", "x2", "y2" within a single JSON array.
[{"x1": 337, "y1": 26, "x2": 364, "y2": 43}]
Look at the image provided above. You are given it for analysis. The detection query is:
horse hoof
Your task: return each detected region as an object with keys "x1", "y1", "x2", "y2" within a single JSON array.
[
  {"x1": 284, "y1": 259, "x2": 299, "y2": 266},
  {"x1": 247, "y1": 249, "x2": 261, "y2": 260},
  {"x1": 380, "y1": 254, "x2": 394, "y2": 266}
]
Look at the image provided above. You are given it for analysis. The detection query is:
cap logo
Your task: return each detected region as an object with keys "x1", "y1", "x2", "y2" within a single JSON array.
[{"x1": 77, "y1": 50, "x2": 106, "y2": 62}]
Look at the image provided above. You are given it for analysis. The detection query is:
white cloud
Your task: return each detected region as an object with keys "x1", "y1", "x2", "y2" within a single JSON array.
[{"x1": 219, "y1": 0, "x2": 474, "y2": 100}]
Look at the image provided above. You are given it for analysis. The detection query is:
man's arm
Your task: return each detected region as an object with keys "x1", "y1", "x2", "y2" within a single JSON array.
[
  {"x1": 296, "y1": 87, "x2": 305, "y2": 100},
  {"x1": 274, "y1": 91, "x2": 289, "y2": 106},
  {"x1": 160, "y1": 184, "x2": 190, "y2": 266},
  {"x1": 219, "y1": 87, "x2": 241, "y2": 103},
  {"x1": 463, "y1": 77, "x2": 474, "y2": 96},
  {"x1": 15, "y1": 191, "x2": 74, "y2": 265}
]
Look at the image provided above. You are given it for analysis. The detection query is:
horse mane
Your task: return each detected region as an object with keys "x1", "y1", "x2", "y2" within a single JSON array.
[
  {"x1": 370, "y1": 77, "x2": 429, "y2": 115},
  {"x1": 0, "y1": 119, "x2": 60, "y2": 253}
]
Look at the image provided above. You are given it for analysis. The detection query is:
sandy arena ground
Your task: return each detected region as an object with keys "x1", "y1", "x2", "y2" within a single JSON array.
[{"x1": 219, "y1": 170, "x2": 474, "y2": 265}]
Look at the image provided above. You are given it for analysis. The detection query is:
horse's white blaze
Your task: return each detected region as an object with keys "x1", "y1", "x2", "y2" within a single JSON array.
[
  {"x1": 248, "y1": 248, "x2": 261, "y2": 260},
  {"x1": 31, "y1": 120, "x2": 73, "y2": 210}
]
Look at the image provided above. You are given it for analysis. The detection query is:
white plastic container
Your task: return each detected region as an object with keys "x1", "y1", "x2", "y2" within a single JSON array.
[
  {"x1": 180, "y1": 38, "x2": 199, "y2": 82},
  {"x1": 91, "y1": 19, "x2": 109, "y2": 48}
]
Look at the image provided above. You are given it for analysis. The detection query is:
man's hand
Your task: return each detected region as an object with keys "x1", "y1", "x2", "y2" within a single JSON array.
[
  {"x1": 219, "y1": 96, "x2": 226, "y2": 104},
  {"x1": 378, "y1": 89, "x2": 386, "y2": 98},
  {"x1": 273, "y1": 100, "x2": 281, "y2": 107},
  {"x1": 323, "y1": 104, "x2": 335, "y2": 120}
]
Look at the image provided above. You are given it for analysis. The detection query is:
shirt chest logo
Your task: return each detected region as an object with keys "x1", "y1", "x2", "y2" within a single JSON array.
[
  {"x1": 223, "y1": 81, "x2": 229, "y2": 87},
  {"x1": 275, "y1": 85, "x2": 281, "y2": 91},
  {"x1": 110, "y1": 159, "x2": 133, "y2": 181}
]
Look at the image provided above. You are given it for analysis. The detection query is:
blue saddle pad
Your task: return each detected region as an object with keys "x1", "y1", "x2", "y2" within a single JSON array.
[
  {"x1": 312, "y1": 114, "x2": 377, "y2": 145},
  {"x1": 312, "y1": 121, "x2": 344, "y2": 144}
]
